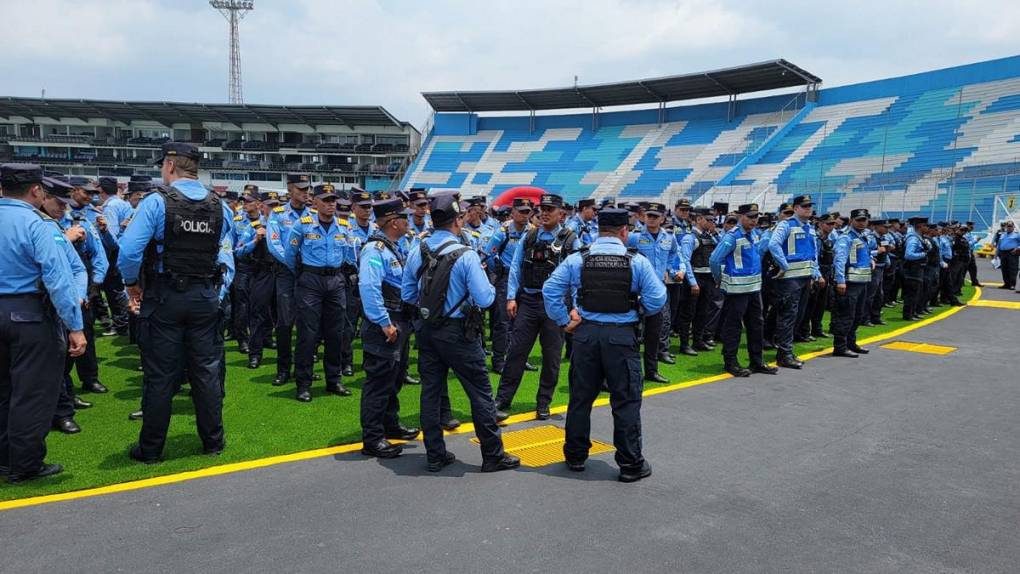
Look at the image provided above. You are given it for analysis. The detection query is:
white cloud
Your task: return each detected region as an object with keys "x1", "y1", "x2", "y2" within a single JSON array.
[{"x1": 0, "y1": 0, "x2": 1016, "y2": 126}]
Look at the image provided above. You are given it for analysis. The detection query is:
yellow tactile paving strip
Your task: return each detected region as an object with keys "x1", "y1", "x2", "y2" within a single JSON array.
[
  {"x1": 471, "y1": 424, "x2": 614, "y2": 467},
  {"x1": 881, "y1": 341, "x2": 957, "y2": 355}
]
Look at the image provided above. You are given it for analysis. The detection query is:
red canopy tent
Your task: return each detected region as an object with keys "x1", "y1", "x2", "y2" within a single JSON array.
[{"x1": 492, "y1": 186, "x2": 545, "y2": 207}]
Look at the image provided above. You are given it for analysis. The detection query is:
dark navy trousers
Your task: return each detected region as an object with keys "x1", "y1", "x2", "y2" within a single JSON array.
[
  {"x1": 832, "y1": 282, "x2": 868, "y2": 352},
  {"x1": 0, "y1": 295, "x2": 65, "y2": 475},
  {"x1": 564, "y1": 322, "x2": 645, "y2": 471},
  {"x1": 135, "y1": 281, "x2": 224, "y2": 459},
  {"x1": 495, "y1": 291, "x2": 562, "y2": 412},
  {"x1": 719, "y1": 291, "x2": 766, "y2": 367},
  {"x1": 274, "y1": 267, "x2": 296, "y2": 376},
  {"x1": 245, "y1": 266, "x2": 275, "y2": 359},
  {"x1": 417, "y1": 321, "x2": 505, "y2": 464},
  {"x1": 360, "y1": 318, "x2": 411, "y2": 444},
  {"x1": 294, "y1": 272, "x2": 346, "y2": 392},
  {"x1": 773, "y1": 277, "x2": 811, "y2": 357}
]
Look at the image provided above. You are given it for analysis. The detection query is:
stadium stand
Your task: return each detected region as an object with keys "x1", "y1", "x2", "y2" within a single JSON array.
[
  {"x1": 0, "y1": 101, "x2": 420, "y2": 191},
  {"x1": 403, "y1": 55, "x2": 1020, "y2": 229}
]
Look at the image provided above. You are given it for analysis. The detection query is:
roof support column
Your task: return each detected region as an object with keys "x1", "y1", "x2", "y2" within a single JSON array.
[{"x1": 727, "y1": 94, "x2": 737, "y2": 122}]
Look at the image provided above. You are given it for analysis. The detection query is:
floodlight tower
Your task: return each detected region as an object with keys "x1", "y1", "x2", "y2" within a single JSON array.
[{"x1": 210, "y1": 0, "x2": 254, "y2": 104}]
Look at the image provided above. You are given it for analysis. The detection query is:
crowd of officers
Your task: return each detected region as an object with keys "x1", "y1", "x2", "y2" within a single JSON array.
[{"x1": 0, "y1": 141, "x2": 995, "y2": 484}]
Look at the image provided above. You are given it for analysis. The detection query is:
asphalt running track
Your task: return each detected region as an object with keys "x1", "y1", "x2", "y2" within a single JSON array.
[{"x1": 1, "y1": 280, "x2": 1018, "y2": 573}]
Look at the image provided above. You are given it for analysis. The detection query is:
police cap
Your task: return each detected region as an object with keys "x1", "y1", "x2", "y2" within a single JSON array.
[
  {"x1": 261, "y1": 190, "x2": 281, "y2": 205},
  {"x1": 675, "y1": 198, "x2": 692, "y2": 209},
  {"x1": 373, "y1": 190, "x2": 393, "y2": 201},
  {"x1": 68, "y1": 176, "x2": 98, "y2": 192},
  {"x1": 242, "y1": 184, "x2": 260, "y2": 202},
  {"x1": 871, "y1": 218, "x2": 888, "y2": 226},
  {"x1": 222, "y1": 189, "x2": 240, "y2": 201},
  {"x1": 712, "y1": 202, "x2": 729, "y2": 215},
  {"x1": 778, "y1": 203, "x2": 793, "y2": 214},
  {"x1": 737, "y1": 203, "x2": 760, "y2": 216},
  {"x1": 286, "y1": 174, "x2": 312, "y2": 189},
  {"x1": 351, "y1": 187, "x2": 373, "y2": 205},
  {"x1": 129, "y1": 175, "x2": 152, "y2": 184},
  {"x1": 599, "y1": 197, "x2": 616, "y2": 209},
  {"x1": 539, "y1": 194, "x2": 563, "y2": 208},
  {"x1": 41, "y1": 174, "x2": 74, "y2": 203},
  {"x1": 597, "y1": 207, "x2": 629, "y2": 229},
  {"x1": 791, "y1": 194, "x2": 813, "y2": 207},
  {"x1": 467, "y1": 195, "x2": 487, "y2": 208},
  {"x1": 373, "y1": 197, "x2": 412, "y2": 220},
  {"x1": 513, "y1": 197, "x2": 534, "y2": 211},
  {"x1": 429, "y1": 190, "x2": 463, "y2": 227},
  {"x1": 407, "y1": 189, "x2": 428, "y2": 204},
  {"x1": 313, "y1": 183, "x2": 338, "y2": 199},
  {"x1": 577, "y1": 198, "x2": 596, "y2": 209},
  {"x1": 495, "y1": 205, "x2": 512, "y2": 217},
  {"x1": 850, "y1": 208, "x2": 870, "y2": 221},
  {"x1": 127, "y1": 181, "x2": 150, "y2": 193},
  {"x1": 97, "y1": 176, "x2": 118, "y2": 194},
  {"x1": 0, "y1": 163, "x2": 44, "y2": 187},
  {"x1": 646, "y1": 202, "x2": 667, "y2": 216},
  {"x1": 154, "y1": 142, "x2": 201, "y2": 166}
]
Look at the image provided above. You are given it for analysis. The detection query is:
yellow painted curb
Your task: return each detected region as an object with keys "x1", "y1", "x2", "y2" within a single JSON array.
[{"x1": 0, "y1": 287, "x2": 983, "y2": 512}]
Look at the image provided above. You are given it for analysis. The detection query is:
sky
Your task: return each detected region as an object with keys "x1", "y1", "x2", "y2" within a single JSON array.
[{"x1": 1, "y1": 0, "x2": 1017, "y2": 129}]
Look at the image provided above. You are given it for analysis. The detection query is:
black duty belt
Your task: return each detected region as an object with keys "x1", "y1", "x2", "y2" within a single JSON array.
[
  {"x1": 0, "y1": 292, "x2": 45, "y2": 299},
  {"x1": 302, "y1": 265, "x2": 342, "y2": 276}
]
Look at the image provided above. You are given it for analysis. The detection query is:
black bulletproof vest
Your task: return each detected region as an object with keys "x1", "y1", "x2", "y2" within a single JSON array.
[
  {"x1": 952, "y1": 235, "x2": 970, "y2": 261},
  {"x1": 158, "y1": 186, "x2": 223, "y2": 278},
  {"x1": 578, "y1": 250, "x2": 635, "y2": 313},
  {"x1": 819, "y1": 235, "x2": 835, "y2": 267},
  {"x1": 924, "y1": 238, "x2": 940, "y2": 266},
  {"x1": 875, "y1": 233, "x2": 889, "y2": 265},
  {"x1": 417, "y1": 239, "x2": 470, "y2": 324},
  {"x1": 690, "y1": 229, "x2": 716, "y2": 270},
  {"x1": 371, "y1": 234, "x2": 405, "y2": 312},
  {"x1": 521, "y1": 227, "x2": 575, "y2": 289}
]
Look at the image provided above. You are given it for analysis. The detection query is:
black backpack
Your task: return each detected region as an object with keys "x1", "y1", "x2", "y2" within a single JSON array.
[{"x1": 416, "y1": 239, "x2": 471, "y2": 325}]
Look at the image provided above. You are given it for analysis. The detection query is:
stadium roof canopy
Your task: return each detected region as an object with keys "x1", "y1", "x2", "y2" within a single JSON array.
[
  {"x1": 0, "y1": 97, "x2": 407, "y2": 128},
  {"x1": 422, "y1": 59, "x2": 822, "y2": 112}
]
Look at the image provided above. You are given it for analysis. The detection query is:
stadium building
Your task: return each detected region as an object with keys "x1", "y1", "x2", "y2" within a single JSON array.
[
  {"x1": 0, "y1": 100, "x2": 420, "y2": 192},
  {"x1": 403, "y1": 55, "x2": 1020, "y2": 229}
]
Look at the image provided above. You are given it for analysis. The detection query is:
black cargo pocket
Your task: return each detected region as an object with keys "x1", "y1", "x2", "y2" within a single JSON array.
[
  {"x1": 10, "y1": 312, "x2": 43, "y2": 323},
  {"x1": 607, "y1": 330, "x2": 638, "y2": 351}
]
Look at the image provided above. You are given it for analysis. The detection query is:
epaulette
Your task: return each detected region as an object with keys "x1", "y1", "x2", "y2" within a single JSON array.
[
  {"x1": 273, "y1": 206, "x2": 285, "y2": 213},
  {"x1": 468, "y1": 229, "x2": 480, "y2": 238},
  {"x1": 300, "y1": 216, "x2": 314, "y2": 224},
  {"x1": 34, "y1": 208, "x2": 54, "y2": 222},
  {"x1": 233, "y1": 214, "x2": 243, "y2": 221},
  {"x1": 502, "y1": 220, "x2": 511, "y2": 230},
  {"x1": 250, "y1": 220, "x2": 262, "y2": 228},
  {"x1": 337, "y1": 217, "x2": 351, "y2": 227}
]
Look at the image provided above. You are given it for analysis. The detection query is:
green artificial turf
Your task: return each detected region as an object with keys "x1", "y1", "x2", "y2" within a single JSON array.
[{"x1": 0, "y1": 285, "x2": 974, "y2": 501}]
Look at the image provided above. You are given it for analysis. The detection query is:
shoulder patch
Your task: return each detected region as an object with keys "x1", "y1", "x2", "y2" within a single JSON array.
[
  {"x1": 469, "y1": 230, "x2": 480, "y2": 238},
  {"x1": 233, "y1": 214, "x2": 243, "y2": 221},
  {"x1": 336, "y1": 218, "x2": 351, "y2": 227},
  {"x1": 273, "y1": 206, "x2": 285, "y2": 213},
  {"x1": 310, "y1": 208, "x2": 318, "y2": 213},
  {"x1": 300, "y1": 216, "x2": 314, "y2": 224},
  {"x1": 251, "y1": 220, "x2": 262, "y2": 228}
]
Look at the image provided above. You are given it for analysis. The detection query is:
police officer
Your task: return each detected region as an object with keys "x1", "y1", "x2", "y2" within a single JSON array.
[
  {"x1": 627, "y1": 202, "x2": 688, "y2": 383},
  {"x1": 566, "y1": 198, "x2": 598, "y2": 246},
  {"x1": 284, "y1": 183, "x2": 356, "y2": 402},
  {"x1": 831, "y1": 209, "x2": 874, "y2": 358},
  {"x1": 805, "y1": 213, "x2": 837, "y2": 337},
  {"x1": 345, "y1": 188, "x2": 377, "y2": 376},
  {"x1": 401, "y1": 191, "x2": 519, "y2": 473},
  {"x1": 0, "y1": 164, "x2": 89, "y2": 482},
  {"x1": 358, "y1": 198, "x2": 421, "y2": 458},
  {"x1": 406, "y1": 188, "x2": 432, "y2": 235},
  {"x1": 35, "y1": 176, "x2": 93, "y2": 434},
  {"x1": 541, "y1": 207, "x2": 665, "y2": 482},
  {"x1": 865, "y1": 219, "x2": 893, "y2": 325},
  {"x1": 94, "y1": 177, "x2": 132, "y2": 336},
  {"x1": 496, "y1": 193, "x2": 579, "y2": 421},
  {"x1": 235, "y1": 187, "x2": 278, "y2": 368},
  {"x1": 676, "y1": 208, "x2": 716, "y2": 354},
  {"x1": 116, "y1": 143, "x2": 234, "y2": 463},
  {"x1": 709, "y1": 203, "x2": 779, "y2": 378},
  {"x1": 485, "y1": 197, "x2": 534, "y2": 373},
  {"x1": 964, "y1": 221, "x2": 983, "y2": 288},
  {"x1": 267, "y1": 174, "x2": 314, "y2": 386},
  {"x1": 767, "y1": 195, "x2": 821, "y2": 369}
]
